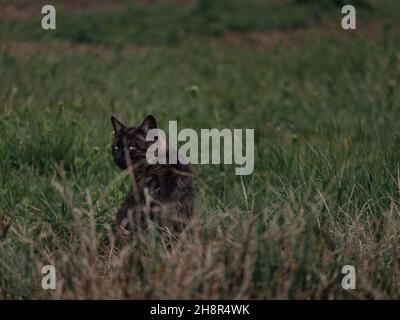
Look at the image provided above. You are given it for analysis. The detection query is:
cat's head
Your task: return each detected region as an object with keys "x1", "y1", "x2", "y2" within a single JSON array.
[{"x1": 110, "y1": 115, "x2": 157, "y2": 170}]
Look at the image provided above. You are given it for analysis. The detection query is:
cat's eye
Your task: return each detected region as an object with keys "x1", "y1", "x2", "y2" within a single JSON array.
[
  {"x1": 114, "y1": 146, "x2": 119, "y2": 150},
  {"x1": 129, "y1": 146, "x2": 135, "y2": 151}
]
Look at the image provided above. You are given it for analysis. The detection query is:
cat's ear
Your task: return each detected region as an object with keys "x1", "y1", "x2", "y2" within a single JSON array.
[
  {"x1": 111, "y1": 116, "x2": 126, "y2": 134},
  {"x1": 140, "y1": 115, "x2": 157, "y2": 134}
]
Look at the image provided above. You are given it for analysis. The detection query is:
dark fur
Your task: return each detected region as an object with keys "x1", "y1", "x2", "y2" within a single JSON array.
[{"x1": 110, "y1": 115, "x2": 193, "y2": 234}]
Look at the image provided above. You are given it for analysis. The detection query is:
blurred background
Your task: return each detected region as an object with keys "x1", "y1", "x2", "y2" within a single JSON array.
[{"x1": 0, "y1": 0, "x2": 398, "y2": 48}]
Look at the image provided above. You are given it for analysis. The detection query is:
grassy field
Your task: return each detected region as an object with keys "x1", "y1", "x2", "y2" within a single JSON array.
[{"x1": 0, "y1": 0, "x2": 400, "y2": 299}]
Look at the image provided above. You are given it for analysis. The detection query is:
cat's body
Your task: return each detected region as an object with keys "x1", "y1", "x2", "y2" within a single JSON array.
[{"x1": 111, "y1": 115, "x2": 193, "y2": 234}]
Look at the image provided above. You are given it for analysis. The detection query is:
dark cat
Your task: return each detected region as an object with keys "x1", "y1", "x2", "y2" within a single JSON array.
[{"x1": 110, "y1": 115, "x2": 193, "y2": 236}]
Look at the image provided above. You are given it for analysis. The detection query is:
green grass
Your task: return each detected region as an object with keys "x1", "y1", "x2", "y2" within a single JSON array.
[{"x1": 0, "y1": 0, "x2": 400, "y2": 299}]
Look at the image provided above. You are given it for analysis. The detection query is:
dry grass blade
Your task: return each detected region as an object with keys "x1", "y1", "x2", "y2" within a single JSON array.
[{"x1": 0, "y1": 212, "x2": 13, "y2": 241}]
